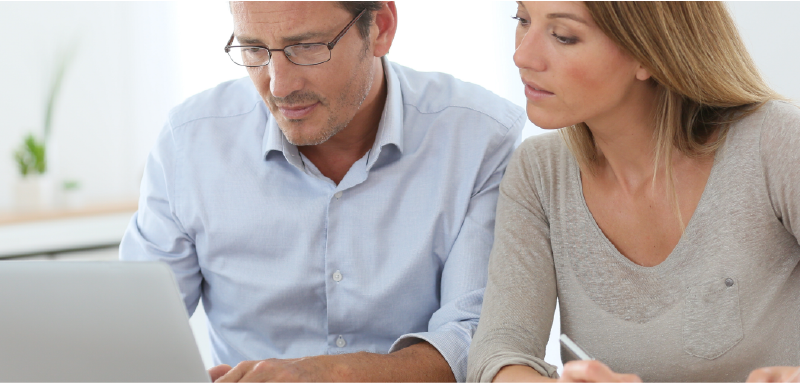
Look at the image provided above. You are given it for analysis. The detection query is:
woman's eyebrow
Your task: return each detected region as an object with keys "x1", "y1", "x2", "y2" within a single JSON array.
[{"x1": 547, "y1": 12, "x2": 588, "y2": 25}]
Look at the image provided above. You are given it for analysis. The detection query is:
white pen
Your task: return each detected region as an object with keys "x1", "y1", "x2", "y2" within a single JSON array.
[{"x1": 560, "y1": 334, "x2": 595, "y2": 361}]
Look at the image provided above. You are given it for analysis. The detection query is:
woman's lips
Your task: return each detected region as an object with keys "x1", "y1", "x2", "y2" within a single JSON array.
[
  {"x1": 279, "y1": 102, "x2": 318, "y2": 119},
  {"x1": 523, "y1": 82, "x2": 555, "y2": 101}
]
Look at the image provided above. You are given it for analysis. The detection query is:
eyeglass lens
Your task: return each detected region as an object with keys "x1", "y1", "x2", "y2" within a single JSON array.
[{"x1": 228, "y1": 44, "x2": 332, "y2": 66}]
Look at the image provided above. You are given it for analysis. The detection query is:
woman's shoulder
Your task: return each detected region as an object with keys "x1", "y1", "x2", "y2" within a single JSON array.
[
  {"x1": 763, "y1": 99, "x2": 800, "y2": 120},
  {"x1": 502, "y1": 130, "x2": 579, "y2": 206},
  {"x1": 717, "y1": 100, "x2": 799, "y2": 162},
  {"x1": 754, "y1": 100, "x2": 800, "y2": 238},
  {"x1": 760, "y1": 100, "x2": 800, "y2": 136},
  {"x1": 731, "y1": 100, "x2": 800, "y2": 157},
  {"x1": 515, "y1": 130, "x2": 573, "y2": 169},
  {"x1": 732, "y1": 100, "x2": 800, "y2": 136}
]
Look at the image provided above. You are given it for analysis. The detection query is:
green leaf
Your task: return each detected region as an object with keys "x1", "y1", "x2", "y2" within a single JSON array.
[
  {"x1": 14, "y1": 133, "x2": 46, "y2": 176},
  {"x1": 63, "y1": 180, "x2": 80, "y2": 190},
  {"x1": 13, "y1": 148, "x2": 30, "y2": 176},
  {"x1": 44, "y1": 42, "x2": 79, "y2": 140}
]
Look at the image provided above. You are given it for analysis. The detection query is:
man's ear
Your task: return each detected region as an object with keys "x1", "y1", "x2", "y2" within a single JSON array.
[{"x1": 371, "y1": 1, "x2": 397, "y2": 58}]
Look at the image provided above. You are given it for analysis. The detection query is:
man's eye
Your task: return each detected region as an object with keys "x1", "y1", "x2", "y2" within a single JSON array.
[
  {"x1": 511, "y1": 15, "x2": 530, "y2": 27},
  {"x1": 293, "y1": 44, "x2": 316, "y2": 51}
]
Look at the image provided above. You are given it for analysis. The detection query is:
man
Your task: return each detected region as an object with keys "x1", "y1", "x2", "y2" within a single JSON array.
[{"x1": 120, "y1": 2, "x2": 524, "y2": 381}]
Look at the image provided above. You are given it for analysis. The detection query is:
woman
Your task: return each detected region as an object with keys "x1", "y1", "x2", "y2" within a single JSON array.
[{"x1": 467, "y1": 2, "x2": 800, "y2": 382}]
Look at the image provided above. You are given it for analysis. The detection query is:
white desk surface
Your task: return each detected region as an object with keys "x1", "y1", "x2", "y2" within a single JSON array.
[{"x1": 0, "y1": 202, "x2": 136, "y2": 259}]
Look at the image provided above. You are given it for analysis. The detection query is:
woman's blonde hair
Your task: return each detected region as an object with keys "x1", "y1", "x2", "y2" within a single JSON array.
[{"x1": 562, "y1": 1, "x2": 779, "y2": 228}]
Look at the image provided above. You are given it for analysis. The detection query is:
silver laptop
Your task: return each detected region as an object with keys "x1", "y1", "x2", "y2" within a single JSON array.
[{"x1": 0, "y1": 261, "x2": 211, "y2": 382}]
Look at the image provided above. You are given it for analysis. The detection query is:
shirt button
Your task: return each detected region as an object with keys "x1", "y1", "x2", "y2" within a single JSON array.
[
  {"x1": 333, "y1": 270, "x2": 343, "y2": 282},
  {"x1": 334, "y1": 191, "x2": 343, "y2": 199},
  {"x1": 336, "y1": 335, "x2": 346, "y2": 348},
  {"x1": 725, "y1": 278, "x2": 734, "y2": 287}
]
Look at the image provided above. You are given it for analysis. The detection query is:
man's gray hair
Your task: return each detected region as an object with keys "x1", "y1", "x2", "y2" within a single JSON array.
[
  {"x1": 337, "y1": 2, "x2": 383, "y2": 40},
  {"x1": 229, "y1": 2, "x2": 383, "y2": 41}
]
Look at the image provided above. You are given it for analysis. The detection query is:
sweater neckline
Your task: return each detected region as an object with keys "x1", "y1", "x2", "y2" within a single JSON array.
[{"x1": 570, "y1": 135, "x2": 727, "y2": 274}]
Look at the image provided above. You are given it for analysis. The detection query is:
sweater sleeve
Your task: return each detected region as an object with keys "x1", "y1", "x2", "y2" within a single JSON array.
[
  {"x1": 760, "y1": 101, "x2": 800, "y2": 245},
  {"x1": 467, "y1": 139, "x2": 559, "y2": 382}
]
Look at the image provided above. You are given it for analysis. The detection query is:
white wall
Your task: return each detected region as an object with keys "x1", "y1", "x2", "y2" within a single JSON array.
[
  {"x1": 174, "y1": 2, "x2": 247, "y2": 101},
  {"x1": 0, "y1": 2, "x2": 179, "y2": 210},
  {"x1": 727, "y1": 1, "x2": 800, "y2": 103},
  {"x1": 389, "y1": 1, "x2": 544, "y2": 139}
]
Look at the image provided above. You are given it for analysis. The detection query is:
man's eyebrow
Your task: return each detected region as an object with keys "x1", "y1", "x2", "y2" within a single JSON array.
[
  {"x1": 236, "y1": 36, "x2": 265, "y2": 45},
  {"x1": 235, "y1": 31, "x2": 330, "y2": 46},
  {"x1": 282, "y1": 31, "x2": 329, "y2": 44},
  {"x1": 547, "y1": 12, "x2": 588, "y2": 25}
]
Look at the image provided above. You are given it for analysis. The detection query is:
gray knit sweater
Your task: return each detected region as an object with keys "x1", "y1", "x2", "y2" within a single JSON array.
[{"x1": 468, "y1": 101, "x2": 800, "y2": 382}]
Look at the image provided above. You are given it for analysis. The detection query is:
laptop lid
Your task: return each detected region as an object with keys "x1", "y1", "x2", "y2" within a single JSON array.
[{"x1": 0, "y1": 261, "x2": 210, "y2": 382}]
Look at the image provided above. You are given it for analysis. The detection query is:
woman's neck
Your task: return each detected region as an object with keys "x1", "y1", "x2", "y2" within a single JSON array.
[{"x1": 584, "y1": 84, "x2": 662, "y2": 195}]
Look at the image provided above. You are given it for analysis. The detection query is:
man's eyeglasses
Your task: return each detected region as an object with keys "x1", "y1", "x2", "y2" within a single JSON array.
[{"x1": 225, "y1": 9, "x2": 366, "y2": 67}]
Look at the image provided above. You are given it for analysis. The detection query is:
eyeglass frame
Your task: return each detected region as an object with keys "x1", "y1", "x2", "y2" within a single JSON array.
[{"x1": 224, "y1": 8, "x2": 367, "y2": 67}]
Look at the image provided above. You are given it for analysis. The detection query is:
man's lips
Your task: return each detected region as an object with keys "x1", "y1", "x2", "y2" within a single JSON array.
[
  {"x1": 278, "y1": 102, "x2": 319, "y2": 119},
  {"x1": 522, "y1": 80, "x2": 555, "y2": 101}
]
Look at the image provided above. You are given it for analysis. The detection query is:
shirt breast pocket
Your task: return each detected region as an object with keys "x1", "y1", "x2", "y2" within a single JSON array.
[{"x1": 683, "y1": 276, "x2": 744, "y2": 360}]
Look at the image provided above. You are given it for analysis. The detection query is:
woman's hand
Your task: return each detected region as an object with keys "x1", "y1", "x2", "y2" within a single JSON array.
[
  {"x1": 560, "y1": 360, "x2": 641, "y2": 383},
  {"x1": 747, "y1": 366, "x2": 800, "y2": 382}
]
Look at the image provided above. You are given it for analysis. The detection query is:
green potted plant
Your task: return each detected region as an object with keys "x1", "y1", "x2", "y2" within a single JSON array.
[{"x1": 13, "y1": 46, "x2": 75, "y2": 211}]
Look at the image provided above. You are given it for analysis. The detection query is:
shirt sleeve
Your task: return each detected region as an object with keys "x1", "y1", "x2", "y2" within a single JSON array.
[
  {"x1": 388, "y1": 112, "x2": 526, "y2": 382},
  {"x1": 466, "y1": 140, "x2": 559, "y2": 382},
  {"x1": 761, "y1": 101, "x2": 800, "y2": 245},
  {"x1": 119, "y1": 121, "x2": 203, "y2": 316}
]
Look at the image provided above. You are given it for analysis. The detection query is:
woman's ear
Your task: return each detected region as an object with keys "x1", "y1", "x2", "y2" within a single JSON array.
[{"x1": 635, "y1": 64, "x2": 652, "y2": 81}]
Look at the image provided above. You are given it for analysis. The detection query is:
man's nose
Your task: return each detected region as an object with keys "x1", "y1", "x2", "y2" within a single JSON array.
[
  {"x1": 268, "y1": 51, "x2": 304, "y2": 98},
  {"x1": 513, "y1": 31, "x2": 547, "y2": 72}
]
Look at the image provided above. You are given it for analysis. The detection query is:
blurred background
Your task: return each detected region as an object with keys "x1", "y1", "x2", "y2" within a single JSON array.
[{"x1": 1, "y1": 0, "x2": 798, "y2": 373}]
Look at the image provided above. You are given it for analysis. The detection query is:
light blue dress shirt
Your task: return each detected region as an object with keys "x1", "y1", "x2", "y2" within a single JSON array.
[{"x1": 120, "y1": 58, "x2": 525, "y2": 381}]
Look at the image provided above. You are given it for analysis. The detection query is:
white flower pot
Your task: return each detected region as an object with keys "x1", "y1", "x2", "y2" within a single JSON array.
[{"x1": 15, "y1": 174, "x2": 54, "y2": 211}]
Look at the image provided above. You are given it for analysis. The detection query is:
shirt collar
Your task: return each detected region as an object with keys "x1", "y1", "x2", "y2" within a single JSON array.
[
  {"x1": 371, "y1": 55, "x2": 404, "y2": 156},
  {"x1": 262, "y1": 111, "x2": 303, "y2": 168},
  {"x1": 262, "y1": 56, "x2": 404, "y2": 168}
]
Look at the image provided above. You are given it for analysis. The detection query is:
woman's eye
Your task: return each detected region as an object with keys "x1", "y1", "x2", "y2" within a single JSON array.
[
  {"x1": 511, "y1": 15, "x2": 530, "y2": 27},
  {"x1": 551, "y1": 32, "x2": 578, "y2": 45}
]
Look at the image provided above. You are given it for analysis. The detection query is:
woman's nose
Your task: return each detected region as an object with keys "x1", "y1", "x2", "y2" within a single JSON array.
[{"x1": 513, "y1": 31, "x2": 547, "y2": 72}]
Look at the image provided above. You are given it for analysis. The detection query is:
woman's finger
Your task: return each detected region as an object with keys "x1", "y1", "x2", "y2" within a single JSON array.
[{"x1": 747, "y1": 367, "x2": 800, "y2": 383}]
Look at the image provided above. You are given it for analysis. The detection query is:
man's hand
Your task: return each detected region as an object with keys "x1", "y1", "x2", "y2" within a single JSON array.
[
  {"x1": 209, "y1": 364, "x2": 232, "y2": 382},
  {"x1": 209, "y1": 356, "x2": 349, "y2": 382},
  {"x1": 747, "y1": 366, "x2": 800, "y2": 383},
  {"x1": 207, "y1": 342, "x2": 454, "y2": 382}
]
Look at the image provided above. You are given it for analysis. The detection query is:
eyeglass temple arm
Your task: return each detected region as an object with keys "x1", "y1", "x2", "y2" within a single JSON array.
[
  {"x1": 225, "y1": 8, "x2": 366, "y2": 52},
  {"x1": 225, "y1": 33, "x2": 235, "y2": 52},
  {"x1": 327, "y1": 8, "x2": 367, "y2": 49}
]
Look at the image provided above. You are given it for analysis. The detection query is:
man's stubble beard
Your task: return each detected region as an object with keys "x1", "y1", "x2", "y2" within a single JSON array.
[{"x1": 282, "y1": 51, "x2": 375, "y2": 147}]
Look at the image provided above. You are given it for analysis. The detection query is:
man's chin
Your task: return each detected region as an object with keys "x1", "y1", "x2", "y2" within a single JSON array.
[
  {"x1": 281, "y1": 127, "x2": 336, "y2": 147},
  {"x1": 286, "y1": 136, "x2": 328, "y2": 146},
  {"x1": 276, "y1": 114, "x2": 346, "y2": 147}
]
